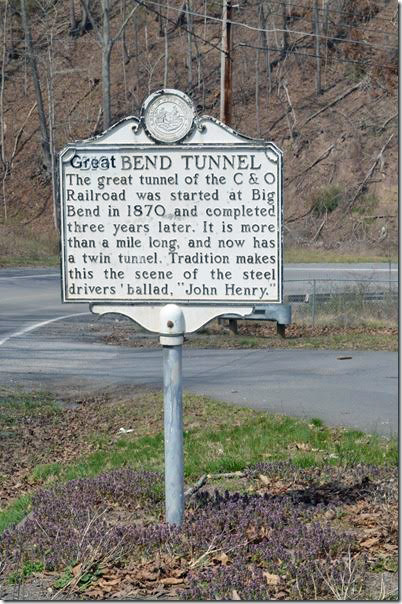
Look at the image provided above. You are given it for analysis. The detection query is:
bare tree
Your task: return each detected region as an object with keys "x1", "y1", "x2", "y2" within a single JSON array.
[
  {"x1": 20, "y1": 0, "x2": 51, "y2": 173},
  {"x1": 186, "y1": 0, "x2": 192, "y2": 91},
  {"x1": 120, "y1": 0, "x2": 129, "y2": 64},
  {"x1": 81, "y1": 0, "x2": 139, "y2": 130},
  {"x1": 0, "y1": 0, "x2": 9, "y2": 220},
  {"x1": 69, "y1": 0, "x2": 92, "y2": 37},
  {"x1": 69, "y1": 0, "x2": 78, "y2": 33},
  {"x1": 163, "y1": 0, "x2": 169, "y2": 87},
  {"x1": 255, "y1": 48, "x2": 260, "y2": 136},
  {"x1": 313, "y1": 0, "x2": 321, "y2": 95},
  {"x1": 281, "y1": 0, "x2": 289, "y2": 56},
  {"x1": 220, "y1": 0, "x2": 232, "y2": 125},
  {"x1": 258, "y1": 0, "x2": 272, "y2": 100}
]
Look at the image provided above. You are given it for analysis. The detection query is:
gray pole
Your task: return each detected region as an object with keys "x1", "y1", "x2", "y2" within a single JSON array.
[
  {"x1": 159, "y1": 304, "x2": 186, "y2": 526},
  {"x1": 163, "y1": 344, "x2": 184, "y2": 526},
  {"x1": 312, "y1": 279, "x2": 316, "y2": 326}
]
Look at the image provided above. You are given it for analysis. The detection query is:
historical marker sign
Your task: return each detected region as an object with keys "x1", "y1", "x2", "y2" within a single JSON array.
[{"x1": 60, "y1": 90, "x2": 283, "y2": 306}]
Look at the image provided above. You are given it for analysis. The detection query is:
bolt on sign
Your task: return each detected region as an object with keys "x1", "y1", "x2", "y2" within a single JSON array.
[{"x1": 59, "y1": 89, "x2": 283, "y2": 307}]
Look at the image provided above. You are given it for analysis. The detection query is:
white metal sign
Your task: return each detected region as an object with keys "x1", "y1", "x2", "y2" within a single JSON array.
[{"x1": 59, "y1": 90, "x2": 283, "y2": 307}]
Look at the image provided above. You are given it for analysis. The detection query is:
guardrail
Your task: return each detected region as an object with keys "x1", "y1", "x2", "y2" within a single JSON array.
[{"x1": 220, "y1": 279, "x2": 398, "y2": 331}]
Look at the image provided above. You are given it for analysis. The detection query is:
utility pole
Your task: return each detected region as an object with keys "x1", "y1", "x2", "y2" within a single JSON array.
[
  {"x1": 220, "y1": 0, "x2": 237, "y2": 334},
  {"x1": 220, "y1": 0, "x2": 237, "y2": 333},
  {"x1": 220, "y1": 0, "x2": 232, "y2": 125}
]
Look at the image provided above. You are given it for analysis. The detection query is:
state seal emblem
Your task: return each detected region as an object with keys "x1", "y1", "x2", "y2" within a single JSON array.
[{"x1": 143, "y1": 90, "x2": 194, "y2": 143}]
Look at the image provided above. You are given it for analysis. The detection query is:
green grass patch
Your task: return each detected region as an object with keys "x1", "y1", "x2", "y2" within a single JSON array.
[
  {"x1": 7, "y1": 561, "x2": 44, "y2": 584},
  {"x1": 0, "y1": 393, "x2": 396, "y2": 535},
  {"x1": 0, "y1": 495, "x2": 32, "y2": 534},
  {"x1": 0, "y1": 388, "x2": 60, "y2": 423},
  {"x1": 31, "y1": 462, "x2": 63, "y2": 482}
]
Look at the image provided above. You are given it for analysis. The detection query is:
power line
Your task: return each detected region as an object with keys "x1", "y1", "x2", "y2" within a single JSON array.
[
  {"x1": 240, "y1": 0, "x2": 398, "y2": 38},
  {"x1": 144, "y1": 0, "x2": 398, "y2": 52},
  {"x1": 211, "y1": 0, "x2": 397, "y2": 25},
  {"x1": 192, "y1": 0, "x2": 397, "y2": 39},
  {"x1": 133, "y1": 0, "x2": 226, "y2": 55},
  {"x1": 237, "y1": 41, "x2": 397, "y2": 70},
  {"x1": 162, "y1": 0, "x2": 397, "y2": 40}
]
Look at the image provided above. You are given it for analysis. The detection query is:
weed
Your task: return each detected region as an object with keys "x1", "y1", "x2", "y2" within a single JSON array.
[
  {"x1": 312, "y1": 185, "x2": 344, "y2": 217},
  {"x1": 352, "y1": 193, "x2": 378, "y2": 216},
  {"x1": 53, "y1": 568, "x2": 73, "y2": 590},
  {"x1": 237, "y1": 337, "x2": 259, "y2": 347},
  {"x1": 0, "y1": 393, "x2": 397, "y2": 538},
  {"x1": 8, "y1": 561, "x2": 44, "y2": 584},
  {"x1": 31, "y1": 462, "x2": 62, "y2": 482},
  {"x1": 371, "y1": 557, "x2": 398, "y2": 574},
  {"x1": 0, "y1": 495, "x2": 32, "y2": 534},
  {"x1": 310, "y1": 417, "x2": 324, "y2": 428},
  {"x1": 344, "y1": 63, "x2": 367, "y2": 82}
]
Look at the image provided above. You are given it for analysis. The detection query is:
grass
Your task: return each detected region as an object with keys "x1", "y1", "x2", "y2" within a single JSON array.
[
  {"x1": 0, "y1": 225, "x2": 59, "y2": 267},
  {"x1": 0, "y1": 495, "x2": 32, "y2": 534},
  {"x1": 0, "y1": 390, "x2": 397, "y2": 535},
  {"x1": 0, "y1": 222, "x2": 397, "y2": 268},
  {"x1": 7, "y1": 561, "x2": 45, "y2": 584},
  {"x1": 185, "y1": 328, "x2": 398, "y2": 351},
  {"x1": 0, "y1": 389, "x2": 61, "y2": 424},
  {"x1": 284, "y1": 247, "x2": 398, "y2": 264}
]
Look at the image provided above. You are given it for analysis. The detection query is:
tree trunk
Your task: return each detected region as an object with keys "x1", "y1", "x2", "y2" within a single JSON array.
[
  {"x1": 186, "y1": 0, "x2": 192, "y2": 91},
  {"x1": 323, "y1": 0, "x2": 330, "y2": 37},
  {"x1": 282, "y1": 0, "x2": 288, "y2": 56},
  {"x1": 313, "y1": 0, "x2": 321, "y2": 95},
  {"x1": 163, "y1": 1, "x2": 169, "y2": 88},
  {"x1": 258, "y1": 0, "x2": 271, "y2": 98},
  {"x1": 102, "y1": 43, "x2": 111, "y2": 130},
  {"x1": 121, "y1": 0, "x2": 129, "y2": 64},
  {"x1": 255, "y1": 48, "x2": 260, "y2": 136},
  {"x1": 101, "y1": 0, "x2": 111, "y2": 130},
  {"x1": 20, "y1": 0, "x2": 51, "y2": 173},
  {"x1": 220, "y1": 0, "x2": 232, "y2": 125},
  {"x1": 78, "y1": 0, "x2": 91, "y2": 37},
  {"x1": 69, "y1": 0, "x2": 78, "y2": 33},
  {"x1": 1, "y1": 0, "x2": 9, "y2": 221}
]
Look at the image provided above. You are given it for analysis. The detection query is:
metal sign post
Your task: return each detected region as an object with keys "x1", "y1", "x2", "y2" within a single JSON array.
[
  {"x1": 59, "y1": 89, "x2": 284, "y2": 527},
  {"x1": 160, "y1": 304, "x2": 185, "y2": 525}
]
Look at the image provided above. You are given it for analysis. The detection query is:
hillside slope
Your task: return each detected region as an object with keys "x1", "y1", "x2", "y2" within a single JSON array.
[{"x1": 0, "y1": 0, "x2": 397, "y2": 263}]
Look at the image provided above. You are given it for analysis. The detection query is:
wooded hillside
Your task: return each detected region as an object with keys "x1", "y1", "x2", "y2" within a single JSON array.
[{"x1": 0, "y1": 0, "x2": 398, "y2": 262}]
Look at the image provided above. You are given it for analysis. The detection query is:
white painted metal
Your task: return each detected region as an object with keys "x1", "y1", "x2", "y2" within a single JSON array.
[
  {"x1": 90, "y1": 303, "x2": 253, "y2": 334},
  {"x1": 59, "y1": 90, "x2": 283, "y2": 313}
]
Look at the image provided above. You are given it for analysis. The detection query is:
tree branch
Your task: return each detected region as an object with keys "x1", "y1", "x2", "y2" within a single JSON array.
[
  {"x1": 348, "y1": 134, "x2": 394, "y2": 207},
  {"x1": 80, "y1": 0, "x2": 102, "y2": 44},
  {"x1": 301, "y1": 82, "x2": 361, "y2": 128},
  {"x1": 111, "y1": 3, "x2": 140, "y2": 45},
  {"x1": 184, "y1": 474, "x2": 207, "y2": 497},
  {"x1": 286, "y1": 142, "x2": 336, "y2": 185}
]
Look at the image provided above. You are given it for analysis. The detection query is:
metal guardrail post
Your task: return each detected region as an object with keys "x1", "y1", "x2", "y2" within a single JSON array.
[{"x1": 312, "y1": 279, "x2": 316, "y2": 326}]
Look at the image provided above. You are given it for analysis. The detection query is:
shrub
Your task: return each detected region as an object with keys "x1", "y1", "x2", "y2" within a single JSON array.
[{"x1": 312, "y1": 185, "x2": 344, "y2": 217}]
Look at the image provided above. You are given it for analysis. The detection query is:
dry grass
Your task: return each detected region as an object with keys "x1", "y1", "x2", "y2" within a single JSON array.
[{"x1": 0, "y1": 225, "x2": 59, "y2": 267}]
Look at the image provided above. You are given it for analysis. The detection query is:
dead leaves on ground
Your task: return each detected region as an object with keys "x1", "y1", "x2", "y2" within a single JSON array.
[
  {"x1": 79, "y1": 545, "x2": 240, "y2": 600},
  {"x1": 83, "y1": 555, "x2": 189, "y2": 599},
  {"x1": 343, "y1": 500, "x2": 398, "y2": 562}
]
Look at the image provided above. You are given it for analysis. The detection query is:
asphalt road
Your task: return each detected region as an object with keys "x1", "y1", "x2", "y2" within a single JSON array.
[
  {"x1": 0, "y1": 264, "x2": 398, "y2": 343},
  {"x1": 0, "y1": 265, "x2": 398, "y2": 436},
  {"x1": 0, "y1": 333, "x2": 397, "y2": 436}
]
